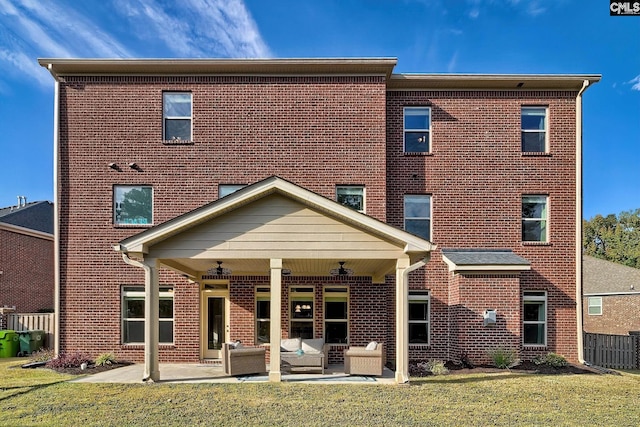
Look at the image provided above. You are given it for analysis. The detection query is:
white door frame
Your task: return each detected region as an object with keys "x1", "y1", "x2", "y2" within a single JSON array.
[{"x1": 200, "y1": 281, "x2": 230, "y2": 359}]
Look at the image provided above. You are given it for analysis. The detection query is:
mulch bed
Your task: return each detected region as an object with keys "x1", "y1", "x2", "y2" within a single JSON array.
[
  {"x1": 409, "y1": 360, "x2": 599, "y2": 377},
  {"x1": 24, "y1": 361, "x2": 134, "y2": 375}
]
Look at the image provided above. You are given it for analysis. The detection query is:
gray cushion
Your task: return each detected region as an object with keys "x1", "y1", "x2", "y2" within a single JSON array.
[
  {"x1": 301, "y1": 338, "x2": 324, "y2": 354},
  {"x1": 280, "y1": 337, "x2": 301, "y2": 352}
]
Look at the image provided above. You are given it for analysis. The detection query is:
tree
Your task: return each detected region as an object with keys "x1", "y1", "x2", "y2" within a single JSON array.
[{"x1": 583, "y1": 209, "x2": 640, "y2": 268}]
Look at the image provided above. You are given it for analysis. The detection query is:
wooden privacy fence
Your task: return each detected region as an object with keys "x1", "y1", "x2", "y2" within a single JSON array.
[
  {"x1": 583, "y1": 332, "x2": 639, "y2": 370},
  {"x1": 7, "y1": 313, "x2": 55, "y2": 350}
]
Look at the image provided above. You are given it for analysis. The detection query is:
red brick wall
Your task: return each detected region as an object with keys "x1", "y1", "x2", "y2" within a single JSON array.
[
  {"x1": 0, "y1": 229, "x2": 54, "y2": 313},
  {"x1": 56, "y1": 76, "x2": 580, "y2": 365},
  {"x1": 583, "y1": 295, "x2": 640, "y2": 335},
  {"x1": 57, "y1": 75, "x2": 387, "y2": 359},
  {"x1": 386, "y1": 90, "x2": 580, "y2": 362}
]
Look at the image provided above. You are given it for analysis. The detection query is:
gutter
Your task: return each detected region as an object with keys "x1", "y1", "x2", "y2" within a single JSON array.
[{"x1": 576, "y1": 79, "x2": 590, "y2": 364}]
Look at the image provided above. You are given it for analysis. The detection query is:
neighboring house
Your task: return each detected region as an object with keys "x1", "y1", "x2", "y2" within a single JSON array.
[
  {"x1": 0, "y1": 199, "x2": 54, "y2": 320},
  {"x1": 38, "y1": 58, "x2": 599, "y2": 383},
  {"x1": 583, "y1": 256, "x2": 640, "y2": 335}
]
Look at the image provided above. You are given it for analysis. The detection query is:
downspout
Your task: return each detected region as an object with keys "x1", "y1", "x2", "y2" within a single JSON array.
[
  {"x1": 397, "y1": 253, "x2": 431, "y2": 383},
  {"x1": 120, "y1": 253, "x2": 155, "y2": 381},
  {"x1": 52, "y1": 75, "x2": 61, "y2": 356},
  {"x1": 576, "y1": 79, "x2": 589, "y2": 364}
]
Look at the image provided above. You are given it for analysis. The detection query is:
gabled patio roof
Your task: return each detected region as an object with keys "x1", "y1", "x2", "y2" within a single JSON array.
[{"x1": 114, "y1": 176, "x2": 435, "y2": 281}]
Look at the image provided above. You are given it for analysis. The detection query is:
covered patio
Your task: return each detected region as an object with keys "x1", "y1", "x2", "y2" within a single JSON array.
[{"x1": 113, "y1": 177, "x2": 435, "y2": 384}]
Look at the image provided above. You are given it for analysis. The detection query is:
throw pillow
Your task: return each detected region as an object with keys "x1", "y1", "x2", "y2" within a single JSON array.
[
  {"x1": 365, "y1": 341, "x2": 378, "y2": 351},
  {"x1": 280, "y1": 337, "x2": 301, "y2": 352},
  {"x1": 301, "y1": 338, "x2": 324, "y2": 354}
]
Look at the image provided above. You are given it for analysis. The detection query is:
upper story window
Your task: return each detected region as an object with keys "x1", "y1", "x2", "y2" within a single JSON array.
[
  {"x1": 521, "y1": 107, "x2": 548, "y2": 152},
  {"x1": 336, "y1": 186, "x2": 365, "y2": 213},
  {"x1": 522, "y1": 195, "x2": 548, "y2": 242},
  {"x1": 404, "y1": 107, "x2": 431, "y2": 153},
  {"x1": 219, "y1": 184, "x2": 246, "y2": 198},
  {"x1": 404, "y1": 195, "x2": 431, "y2": 240},
  {"x1": 163, "y1": 92, "x2": 192, "y2": 141},
  {"x1": 114, "y1": 185, "x2": 153, "y2": 226}
]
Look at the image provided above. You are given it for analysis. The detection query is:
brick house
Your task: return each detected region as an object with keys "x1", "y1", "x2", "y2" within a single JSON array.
[
  {"x1": 38, "y1": 58, "x2": 599, "y2": 383},
  {"x1": 583, "y1": 256, "x2": 640, "y2": 335},
  {"x1": 0, "y1": 199, "x2": 54, "y2": 325}
]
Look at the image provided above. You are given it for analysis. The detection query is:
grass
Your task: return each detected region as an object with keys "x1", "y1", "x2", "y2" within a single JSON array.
[{"x1": 1, "y1": 358, "x2": 639, "y2": 426}]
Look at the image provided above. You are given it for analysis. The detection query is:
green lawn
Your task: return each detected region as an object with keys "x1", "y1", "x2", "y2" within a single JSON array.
[{"x1": 1, "y1": 358, "x2": 639, "y2": 426}]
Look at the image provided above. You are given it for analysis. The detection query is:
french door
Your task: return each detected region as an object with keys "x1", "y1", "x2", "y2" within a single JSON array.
[{"x1": 201, "y1": 287, "x2": 229, "y2": 359}]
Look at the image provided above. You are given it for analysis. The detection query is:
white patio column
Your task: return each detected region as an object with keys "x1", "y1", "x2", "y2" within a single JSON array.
[
  {"x1": 143, "y1": 258, "x2": 160, "y2": 382},
  {"x1": 395, "y1": 258, "x2": 410, "y2": 384},
  {"x1": 269, "y1": 258, "x2": 282, "y2": 382}
]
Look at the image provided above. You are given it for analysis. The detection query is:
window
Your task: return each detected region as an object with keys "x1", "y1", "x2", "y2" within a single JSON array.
[
  {"x1": 522, "y1": 195, "x2": 548, "y2": 242},
  {"x1": 122, "y1": 286, "x2": 174, "y2": 344},
  {"x1": 588, "y1": 297, "x2": 603, "y2": 315},
  {"x1": 163, "y1": 92, "x2": 192, "y2": 141},
  {"x1": 404, "y1": 195, "x2": 431, "y2": 240},
  {"x1": 336, "y1": 186, "x2": 365, "y2": 212},
  {"x1": 409, "y1": 291, "x2": 430, "y2": 344},
  {"x1": 523, "y1": 291, "x2": 546, "y2": 346},
  {"x1": 219, "y1": 184, "x2": 246, "y2": 198},
  {"x1": 290, "y1": 287, "x2": 314, "y2": 339},
  {"x1": 114, "y1": 185, "x2": 153, "y2": 226},
  {"x1": 404, "y1": 107, "x2": 431, "y2": 153},
  {"x1": 521, "y1": 107, "x2": 547, "y2": 152},
  {"x1": 255, "y1": 287, "x2": 271, "y2": 344},
  {"x1": 324, "y1": 287, "x2": 348, "y2": 344}
]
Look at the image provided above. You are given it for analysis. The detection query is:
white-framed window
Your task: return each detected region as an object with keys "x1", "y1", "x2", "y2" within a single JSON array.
[
  {"x1": 409, "y1": 291, "x2": 430, "y2": 344},
  {"x1": 163, "y1": 92, "x2": 192, "y2": 141},
  {"x1": 404, "y1": 107, "x2": 431, "y2": 153},
  {"x1": 404, "y1": 195, "x2": 431, "y2": 240},
  {"x1": 219, "y1": 184, "x2": 246, "y2": 198},
  {"x1": 523, "y1": 291, "x2": 547, "y2": 346},
  {"x1": 324, "y1": 286, "x2": 348, "y2": 344},
  {"x1": 255, "y1": 287, "x2": 270, "y2": 344},
  {"x1": 336, "y1": 186, "x2": 365, "y2": 212},
  {"x1": 588, "y1": 297, "x2": 603, "y2": 316},
  {"x1": 122, "y1": 286, "x2": 174, "y2": 344},
  {"x1": 290, "y1": 287, "x2": 314, "y2": 339},
  {"x1": 521, "y1": 106, "x2": 548, "y2": 152},
  {"x1": 114, "y1": 185, "x2": 153, "y2": 226},
  {"x1": 522, "y1": 195, "x2": 548, "y2": 242}
]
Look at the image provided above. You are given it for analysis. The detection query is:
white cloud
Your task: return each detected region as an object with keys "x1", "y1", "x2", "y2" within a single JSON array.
[
  {"x1": 114, "y1": 0, "x2": 271, "y2": 58},
  {"x1": 629, "y1": 75, "x2": 640, "y2": 91}
]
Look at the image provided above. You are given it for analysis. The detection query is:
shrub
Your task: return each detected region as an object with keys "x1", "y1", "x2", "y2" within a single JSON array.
[
  {"x1": 46, "y1": 352, "x2": 92, "y2": 369},
  {"x1": 488, "y1": 347, "x2": 520, "y2": 369},
  {"x1": 533, "y1": 352, "x2": 568, "y2": 368},
  {"x1": 28, "y1": 348, "x2": 55, "y2": 363},
  {"x1": 95, "y1": 353, "x2": 117, "y2": 366},
  {"x1": 426, "y1": 360, "x2": 449, "y2": 376}
]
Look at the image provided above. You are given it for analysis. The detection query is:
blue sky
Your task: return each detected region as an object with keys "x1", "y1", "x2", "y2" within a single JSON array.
[{"x1": 0, "y1": 0, "x2": 638, "y2": 219}]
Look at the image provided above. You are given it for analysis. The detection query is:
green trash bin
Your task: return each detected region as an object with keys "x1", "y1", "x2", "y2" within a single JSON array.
[
  {"x1": 17, "y1": 330, "x2": 45, "y2": 356},
  {"x1": 0, "y1": 330, "x2": 19, "y2": 358}
]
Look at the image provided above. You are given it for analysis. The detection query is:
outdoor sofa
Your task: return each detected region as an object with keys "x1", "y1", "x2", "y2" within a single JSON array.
[{"x1": 280, "y1": 337, "x2": 329, "y2": 373}]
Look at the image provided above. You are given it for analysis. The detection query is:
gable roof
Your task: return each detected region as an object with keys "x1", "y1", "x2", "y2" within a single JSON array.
[
  {"x1": 115, "y1": 176, "x2": 435, "y2": 258},
  {"x1": 0, "y1": 201, "x2": 53, "y2": 234},
  {"x1": 583, "y1": 256, "x2": 640, "y2": 295},
  {"x1": 441, "y1": 249, "x2": 531, "y2": 272}
]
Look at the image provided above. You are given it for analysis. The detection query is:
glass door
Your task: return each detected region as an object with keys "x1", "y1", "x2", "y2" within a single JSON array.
[{"x1": 201, "y1": 288, "x2": 229, "y2": 359}]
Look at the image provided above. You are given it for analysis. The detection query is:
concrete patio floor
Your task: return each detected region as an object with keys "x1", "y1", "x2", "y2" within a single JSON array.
[{"x1": 70, "y1": 364, "x2": 397, "y2": 384}]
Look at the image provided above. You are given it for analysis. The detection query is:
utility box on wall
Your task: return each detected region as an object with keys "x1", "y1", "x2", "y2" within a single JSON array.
[{"x1": 483, "y1": 309, "x2": 497, "y2": 327}]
